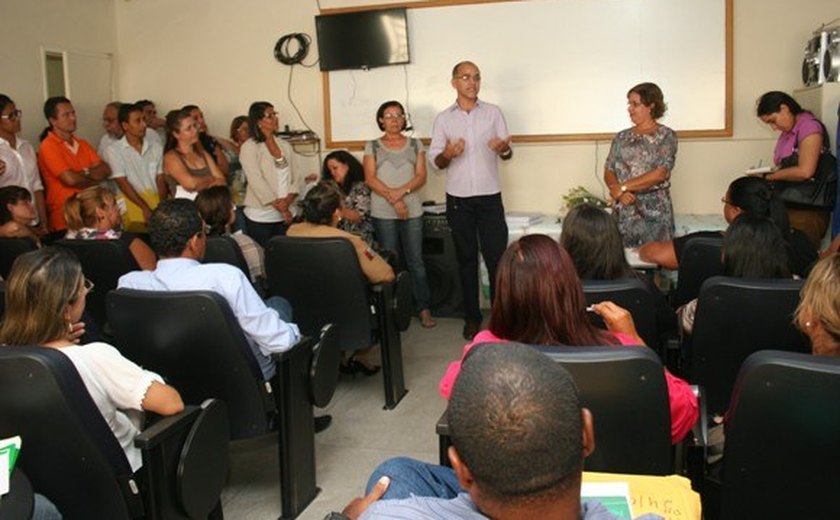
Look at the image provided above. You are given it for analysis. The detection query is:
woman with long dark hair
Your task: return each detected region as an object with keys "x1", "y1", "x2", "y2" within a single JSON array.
[
  {"x1": 239, "y1": 102, "x2": 301, "y2": 245},
  {"x1": 439, "y1": 234, "x2": 698, "y2": 443},
  {"x1": 678, "y1": 214, "x2": 792, "y2": 334},
  {"x1": 162, "y1": 108, "x2": 226, "y2": 200},
  {"x1": 322, "y1": 150, "x2": 375, "y2": 246},
  {"x1": 639, "y1": 176, "x2": 816, "y2": 276},
  {"x1": 756, "y1": 91, "x2": 832, "y2": 246},
  {"x1": 561, "y1": 203, "x2": 676, "y2": 338}
]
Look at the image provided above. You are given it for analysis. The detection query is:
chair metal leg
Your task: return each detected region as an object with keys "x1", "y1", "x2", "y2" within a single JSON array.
[
  {"x1": 275, "y1": 346, "x2": 319, "y2": 519},
  {"x1": 375, "y1": 286, "x2": 408, "y2": 410}
]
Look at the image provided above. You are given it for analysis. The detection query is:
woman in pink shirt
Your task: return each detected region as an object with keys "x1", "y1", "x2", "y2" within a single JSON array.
[
  {"x1": 439, "y1": 234, "x2": 698, "y2": 443},
  {"x1": 756, "y1": 91, "x2": 832, "y2": 246}
]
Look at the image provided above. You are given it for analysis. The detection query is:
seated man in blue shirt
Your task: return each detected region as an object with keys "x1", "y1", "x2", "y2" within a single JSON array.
[
  {"x1": 338, "y1": 343, "x2": 662, "y2": 519},
  {"x1": 119, "y1": 198, "x2": 331, "y2": 431}
]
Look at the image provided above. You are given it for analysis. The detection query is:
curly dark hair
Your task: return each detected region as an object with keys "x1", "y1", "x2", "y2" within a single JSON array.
[
  {"x1": 321, "y1": 150, "x2": 365, "y2": 195},
  {"x1": 149, "y1": 199, "x2": 203, "y2": 258}
]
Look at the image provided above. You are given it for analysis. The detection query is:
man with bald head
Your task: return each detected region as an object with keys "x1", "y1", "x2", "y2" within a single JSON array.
[{"x1": 429, "y1": 61, "x2": 513, "y2": 340}]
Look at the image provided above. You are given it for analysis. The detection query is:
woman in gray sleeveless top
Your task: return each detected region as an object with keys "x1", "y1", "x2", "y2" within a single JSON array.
[{"x1": 364, "y1": 101, "x2": 436, "y2": 328}]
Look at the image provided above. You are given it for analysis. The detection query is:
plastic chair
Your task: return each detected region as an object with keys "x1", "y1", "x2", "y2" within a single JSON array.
[
  {"x1": 673, "y1": 236, "x2": 723, "y2": 308},
  {"x1": 107, "y1": 289, "x2": 339, "y2": 519},
  {"x1": 265, "y1": 235, "x2": 410, "y2": 409},
  {"x1": 706, "y1": 350, "x2": 840, "y2": 519},
  {"x1": 685, "y1": 276, "x2": 809, "y2": 415},
  {"x1": 0, "y1": 346, "x2": 228, "y2": 519},
  {"x1": 438, "y1": 343, "x2": 672, "y2": 475},
  {"x1": 582, "y1": 277, "x2": 662, "y2": 354},
  {"x1": 0, "y1": 237, "x2": 37, "y2": 280},
  {"x1": 54, "y1": 239, "x2": 140, "y2": 330},
  {"x1": 203, "y1": 235, "x2": 250, "y2": 278}
]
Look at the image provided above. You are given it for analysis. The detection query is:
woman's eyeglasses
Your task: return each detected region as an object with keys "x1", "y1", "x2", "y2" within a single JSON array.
[{"x1": 0, "y1": 110, "x2": 22, "y2": 121}]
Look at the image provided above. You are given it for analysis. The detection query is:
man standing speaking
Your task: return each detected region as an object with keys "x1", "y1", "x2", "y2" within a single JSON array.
[{"x1": 429, "y1": 61, "x2": 512, "y2": 340}]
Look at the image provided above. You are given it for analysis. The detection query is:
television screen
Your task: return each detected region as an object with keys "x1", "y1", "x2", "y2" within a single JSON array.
[{"x1": 315, "y1": 8, "x2": 410, "y2": 72}]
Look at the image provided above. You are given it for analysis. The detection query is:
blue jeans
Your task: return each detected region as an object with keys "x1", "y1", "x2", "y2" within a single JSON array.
[
  {"x1": 365, "y1": 457, "x2": 463, "y2": 500},
  {"x1": 373, "y1": 217, "x2": 431, "y2": 312}
]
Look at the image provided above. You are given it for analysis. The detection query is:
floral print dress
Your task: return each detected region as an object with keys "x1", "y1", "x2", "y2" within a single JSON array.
[
  {"x1": 605, "y1": 125, "x2": 678, "y2": 247},
  {"x1": 339, "y1": 181, "x2": 376, "y2": 247}
]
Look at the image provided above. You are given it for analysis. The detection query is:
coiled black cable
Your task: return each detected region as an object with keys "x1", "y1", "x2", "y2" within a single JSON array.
[{"x1": 274, "y1": 33, "x2": 311, "y2": 65}]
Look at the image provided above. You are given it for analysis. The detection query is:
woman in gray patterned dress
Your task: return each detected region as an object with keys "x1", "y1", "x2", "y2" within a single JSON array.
[
  {"x1": 604, "y1": 82, "x2": 678, "y2": 247},
  {"x1": 322, "y1": 150, "x2": 375, "y2": 247}
]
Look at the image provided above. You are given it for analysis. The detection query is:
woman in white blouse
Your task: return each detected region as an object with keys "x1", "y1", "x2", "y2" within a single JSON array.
[
  {"x1": 239, "y1": 102, "x2": 301, "y2": 246},
  {"x1": 0, "y1": 247, "x2": 183, "y2": 471}
]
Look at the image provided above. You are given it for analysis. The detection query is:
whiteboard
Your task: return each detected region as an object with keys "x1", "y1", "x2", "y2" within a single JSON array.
[{"x1": 323, "y1": 0, "x2": 731, "y2": 148}]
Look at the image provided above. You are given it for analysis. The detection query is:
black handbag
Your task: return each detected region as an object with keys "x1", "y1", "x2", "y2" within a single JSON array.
[{"x1": 774, "y1": 121, "x2": 837, "y2": 210}]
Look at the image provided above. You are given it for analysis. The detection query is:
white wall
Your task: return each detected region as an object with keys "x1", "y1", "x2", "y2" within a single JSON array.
[
  {"x1": 0, "y1": 0, "x2": 117, "y2": 143},
  {"x1": 5, "y1": 0, "x2": 837, "y2": 217}
]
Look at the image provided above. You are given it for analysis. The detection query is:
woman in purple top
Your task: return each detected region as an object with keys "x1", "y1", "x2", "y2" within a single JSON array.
[
  {"x1": 756, "y1": 91, "x2": 831, "y2": 246},
  {"x1": 604, "y1": 83, "x2": 678, "y2": 247}
]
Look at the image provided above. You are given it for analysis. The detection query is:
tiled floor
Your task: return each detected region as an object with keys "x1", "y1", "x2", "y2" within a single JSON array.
[{"x1": 221, "y1": 316, "x2": 467, "y2": 519}]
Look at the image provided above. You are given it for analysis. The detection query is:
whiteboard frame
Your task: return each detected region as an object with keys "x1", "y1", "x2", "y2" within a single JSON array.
[{"x1": 321, "y1": 0, "x2": 733, "y2": 150}]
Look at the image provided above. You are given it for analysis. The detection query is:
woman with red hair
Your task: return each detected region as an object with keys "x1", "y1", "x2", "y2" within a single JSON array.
[{"x1": 439, "y1": 234, "x2": 697, "y2": 443}]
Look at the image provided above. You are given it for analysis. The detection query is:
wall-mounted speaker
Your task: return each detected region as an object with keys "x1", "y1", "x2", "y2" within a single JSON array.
[{"x1": 422, "y1": 214, "x2": 463, "y2": 318}]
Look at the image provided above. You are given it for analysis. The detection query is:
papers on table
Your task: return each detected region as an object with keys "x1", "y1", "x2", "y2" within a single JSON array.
[{"x1": 505, "y1": 211, "x2": 544, "y2": 227}]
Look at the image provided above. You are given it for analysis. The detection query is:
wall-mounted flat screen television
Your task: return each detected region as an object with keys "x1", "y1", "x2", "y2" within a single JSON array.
[{"x1": 315, "y1": 8, "x2": 410, "y2": 72}]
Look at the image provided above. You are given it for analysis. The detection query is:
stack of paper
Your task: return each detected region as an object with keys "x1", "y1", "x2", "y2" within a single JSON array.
[{"x1": 505, "y1": 211, "x2": 544, "y2": 227}]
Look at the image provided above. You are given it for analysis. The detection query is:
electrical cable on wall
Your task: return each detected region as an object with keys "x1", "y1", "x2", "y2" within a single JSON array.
[
  {"x1": 402, "y1": 65, "x2": 415, "y2": 135},
  {"x1": 274, "y1": 33, "x2": 310, "y2": 65},
  {"x1": 274, "y1": 32, "x2": 320, "y2": 134}
]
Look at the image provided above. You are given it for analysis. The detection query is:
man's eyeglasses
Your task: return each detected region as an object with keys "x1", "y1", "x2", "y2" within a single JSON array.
[
  {"x1": 83, "y1": 278, "x2": 95, "y2": 293},
  {"x1": 1, "y1": 110, "x2": 22, "y2": 121},
  {"x1": 454, "y1": 74, "x2": 481, "y2": 82},
  {"x1": 381, "y1": 113, "x2": 405, "y2": 120},
  {"x1": 721, "y1": 197, "x2": 733, "y2": 205}
]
